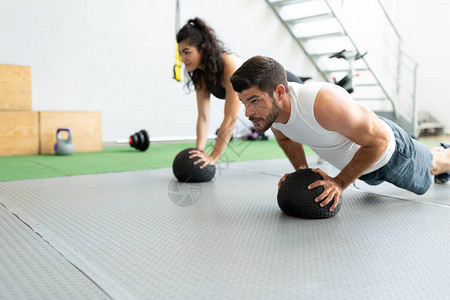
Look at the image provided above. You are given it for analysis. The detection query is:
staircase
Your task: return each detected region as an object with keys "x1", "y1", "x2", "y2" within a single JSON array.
[{"x1": 265, "y1": 0, "x2": 442, "y2": 138}]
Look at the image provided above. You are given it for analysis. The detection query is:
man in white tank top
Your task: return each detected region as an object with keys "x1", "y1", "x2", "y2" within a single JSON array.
[{"x1": 230, "y1": 56, "x2": 450, "y2": 211}]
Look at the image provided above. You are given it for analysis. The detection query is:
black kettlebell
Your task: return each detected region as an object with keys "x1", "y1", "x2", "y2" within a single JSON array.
[{"x1": 277, "y1": 168, "x2": 342, "y2": 219}]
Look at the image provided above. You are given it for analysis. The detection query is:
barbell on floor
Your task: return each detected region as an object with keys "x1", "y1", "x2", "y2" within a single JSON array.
[
  {"x1": 115, "y1": 129, "x2": 237, "y2": 152},
  {"x1": 115, "y1": 129, "x2": 150, "y2": 151}
]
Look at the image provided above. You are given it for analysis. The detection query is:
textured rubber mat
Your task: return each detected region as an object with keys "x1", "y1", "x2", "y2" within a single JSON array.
[
  {"x1": 0, "y1": 166, "x2": 449, "y2": 299},
  {"x1": 0, "y1": 204, "x2": 108, "y2": 299},
  {"x1": 231, "y1": 157, "x2": 450, "y2": 206}
]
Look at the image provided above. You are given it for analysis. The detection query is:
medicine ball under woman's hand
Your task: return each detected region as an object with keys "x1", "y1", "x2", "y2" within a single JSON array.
[{"x1": 172, "y1": 148, "x2": 216, "y2": 182}]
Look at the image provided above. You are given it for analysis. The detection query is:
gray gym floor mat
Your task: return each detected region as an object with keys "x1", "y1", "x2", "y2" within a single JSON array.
[
  {"x1": 0, "y1": 204, "x2": 109, "y2": 299},
  {"x1": 230, "y1": 157, "x2": 450, "y2": 206},
  {"x1": 0, "y1": 163, "x2": 449, "y2": 299}
]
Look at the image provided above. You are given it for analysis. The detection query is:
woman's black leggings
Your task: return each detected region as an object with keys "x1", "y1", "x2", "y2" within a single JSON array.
[{"x1": 286, "y1": 70, "x2": 303, "y2": 84}]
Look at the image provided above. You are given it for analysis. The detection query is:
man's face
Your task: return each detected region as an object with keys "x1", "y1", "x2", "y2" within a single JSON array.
[{"x1": 238, "y1": 86, "x2": 281, "y2": 132}]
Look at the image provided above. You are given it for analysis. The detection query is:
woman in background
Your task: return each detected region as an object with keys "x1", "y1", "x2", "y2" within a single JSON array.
[
  {"x1": 176, "y1": 17, "x2": 243, "y2": 168},
  {"x1": 176, "y1": 17, "x2": 302, "y2": 168}
]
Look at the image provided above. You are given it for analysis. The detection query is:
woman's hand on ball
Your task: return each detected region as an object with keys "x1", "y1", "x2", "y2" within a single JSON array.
[
  {"x1": 308, "y1": 168, "x2": 343, "y2": 211},
  {"x1": 189, "y1": 149, "x2": 215, "y2": 169}
]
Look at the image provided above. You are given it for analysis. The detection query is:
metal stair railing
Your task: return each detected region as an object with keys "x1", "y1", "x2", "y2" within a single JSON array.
[
  {"x1": 323, "y1": 0, "x2": 397, "y2": 120},
  {"x1": 264, "y1": 0, "x2": 330, "y2": 81},
  {"x1": 264, "y1": 0, "x2": 420, "y2": 137}
]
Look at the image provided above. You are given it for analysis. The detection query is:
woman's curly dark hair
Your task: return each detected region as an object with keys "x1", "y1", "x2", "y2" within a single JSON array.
[{"x1": 176, "y1": 17, "x2": 226, "y2": 93}]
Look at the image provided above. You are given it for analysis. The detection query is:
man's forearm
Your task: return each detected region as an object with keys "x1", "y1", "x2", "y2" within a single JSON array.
[
  {"x1": 276, "y1": 138, "x2": 308, "y2": 170},
  {"x1": 335, "y1": 145, "x2": 386, "y2": 189}
]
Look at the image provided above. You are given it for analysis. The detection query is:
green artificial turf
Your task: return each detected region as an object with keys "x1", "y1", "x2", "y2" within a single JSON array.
[
  {"x1": 1, "y1": 137, "x2": 442, "y2": 182},
  {"x1": 0, "y1": 139, "x2": 315, "y2": 182}
]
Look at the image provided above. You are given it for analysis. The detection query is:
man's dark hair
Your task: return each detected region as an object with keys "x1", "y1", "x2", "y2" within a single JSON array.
[{"x1": 230, "y1": 56, "x2": 288, "y2": 97}]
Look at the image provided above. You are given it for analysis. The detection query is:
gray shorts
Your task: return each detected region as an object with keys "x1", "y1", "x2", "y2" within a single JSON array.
[{"x1": 359, "y1": 117, "x2": 433, "y2": 195}]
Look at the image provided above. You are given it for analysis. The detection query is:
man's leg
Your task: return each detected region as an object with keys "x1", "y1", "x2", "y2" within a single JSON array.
[{"x1": 359, "y1": 117, "x2": 434, "y2": 195}]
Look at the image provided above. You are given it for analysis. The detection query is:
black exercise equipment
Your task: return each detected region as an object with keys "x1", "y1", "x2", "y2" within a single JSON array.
[
  {"x1": 329, "y1": 49, "x2": 367, "y2": 94},
  {"x1": 129, "y1": 129, "x2": 150, "y2": 151},
  {"x1": 286, "y1": 70, "x2": 303, "y2": 84},
  {"x1": 172, "y1": 148, "x2": 216, "y2": 182},
  {"x1": 117, "y1": 129, "x2": 235, "y2": 152},
  {"x1": 277, "y1": 168, "x2": 342, "y2": 219},
  {"x1": 299, "y1": 76, "x2": 312, "y2": 82},
  {"x1": 116, "y1": 129, "x2": 150, "y2": 151}
]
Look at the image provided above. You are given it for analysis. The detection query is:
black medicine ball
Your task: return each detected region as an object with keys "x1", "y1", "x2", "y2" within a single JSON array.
[
  {"x1": 172, "y1": 148, "x2": 216, "y2": 182},
  {"x1": 277, "y1": 168, "x2": 341, "y2": 219}
]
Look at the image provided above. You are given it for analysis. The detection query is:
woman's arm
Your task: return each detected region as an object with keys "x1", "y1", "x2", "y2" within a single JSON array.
[
  {"x1": 195, "y1": 87, "x2": 211, "y2": 151},
  {"x1": 208, "y1": 54, "x2": 243, "y2": 163},
  {"x1": 191, "y1": 54, "x2": 243, "y2": 168}
]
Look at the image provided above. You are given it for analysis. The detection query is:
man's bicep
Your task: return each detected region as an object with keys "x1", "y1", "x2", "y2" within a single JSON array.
[
  {"x1": 314, "y1": 86, "x2": 382, "y2": 146},
  {"x1": 327, "y1": 98, "x2": 388, "y2": 147}
]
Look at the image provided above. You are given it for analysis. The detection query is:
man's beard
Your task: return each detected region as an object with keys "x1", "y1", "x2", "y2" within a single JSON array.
[{"x1": 249, "y1": 98, "x2": 281, "y2": 133}]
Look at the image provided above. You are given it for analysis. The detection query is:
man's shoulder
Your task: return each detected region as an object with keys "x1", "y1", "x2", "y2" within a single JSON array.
[
  {"x1": 288, "y1": 81, "x2": 330, "y2": 100},
  {"x1": 288, "y1": 81, "x2": 330, "y2": 90}
]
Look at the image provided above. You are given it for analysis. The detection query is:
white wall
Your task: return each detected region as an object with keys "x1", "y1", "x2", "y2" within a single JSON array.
[
  {"x1": 1, "y1": 0, "x2": 448, "y2": 141},
  {"x1": 388, "y1": 0, "x2": 450, "y2": 133},
  {"x1": 0, "y1": 0, "x2": 316, "y2": 141}
]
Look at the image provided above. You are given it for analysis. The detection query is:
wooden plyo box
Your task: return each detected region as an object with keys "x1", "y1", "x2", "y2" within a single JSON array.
[
  {"x1": 0, "y1": 65, "x2": 32, "y2": 110},
  {"x1": 39, "y1": 111, "x2": 102, "y2": 154},
  {"x1": 0, "y1": 111, "x2": 39, "y2": 156}
]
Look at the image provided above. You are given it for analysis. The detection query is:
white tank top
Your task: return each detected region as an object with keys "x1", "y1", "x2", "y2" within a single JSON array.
[{"x1": 272, "y1": 82, "x2": 395, "y2": 175}]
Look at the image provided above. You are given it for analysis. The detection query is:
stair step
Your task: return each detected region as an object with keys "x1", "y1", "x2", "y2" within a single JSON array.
[
  {"x1": 286, "y1": 13, "x2": 333, "y2": 24},
  {"x1": 297, "y1": 32, "x2": 345, "y2": 41},
  {"x1": 353, "y1": 97, "x2": 387, "y2": 101},
  {"x1": 355, "y1": 83, "x2": 380, "y2": 87},
  {"x1": 266, "y1": 0, "x2": 419, "y2": 138},
  {"x1": 322, "y1": 67, "x2": 368, "y2": 73},
  {"x1": 309, "y1": 52, "x2": 349, "y2": 58},
  {"x1": 269, "y1": 0, "x2": 317, "y2": 7},
  {"x1": 419, "y1": 122, "x2": 444, "y2": 130},
  {"x1": 375, "y1": 111, "x2": 395, "y2": 119}
]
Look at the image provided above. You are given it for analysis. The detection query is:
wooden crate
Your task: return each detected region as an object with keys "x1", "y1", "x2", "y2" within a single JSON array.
[
  {"x1": 0, "y1": 65, "x2": 32, "y2": 110},
  {"x1": 0, "y1": 111, "x2": 39, "y2": 156},
  {"x1": 39, "y1": 111, "x2": 102, "y2": 154}
]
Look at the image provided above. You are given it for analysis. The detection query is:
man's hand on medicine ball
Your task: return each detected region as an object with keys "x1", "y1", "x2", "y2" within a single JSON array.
[{"x1": 308, "y1": 168, "x2": 343, "y2": 211}]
